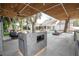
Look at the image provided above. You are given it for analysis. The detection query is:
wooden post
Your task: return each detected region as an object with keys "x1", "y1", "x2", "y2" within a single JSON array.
[{"x1": 64, "y1": 17, "x2": 70, "y2": 32}]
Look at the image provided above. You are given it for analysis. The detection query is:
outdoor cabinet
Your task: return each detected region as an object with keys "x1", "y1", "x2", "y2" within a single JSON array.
[
  {"x1": 18, "y1": 33, "x2": 26, "y2": 55},
  {"x1": 74, "y1": 30, "x2": 79, "y2": 56},
  {"x1": 18, "y1": 32, "x2": 47, "y2": 56}
]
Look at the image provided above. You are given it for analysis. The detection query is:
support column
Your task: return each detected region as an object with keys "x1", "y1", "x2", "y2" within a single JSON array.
[
  {"x1": 32, "y1": 23, "x2": 35, "y2": 32},
  {"x1": 0, "y1": 16, "x2": 3, "y2": 56},
  {"x1": 64, "y1": 17, "x2": 70, "y2": 32}
]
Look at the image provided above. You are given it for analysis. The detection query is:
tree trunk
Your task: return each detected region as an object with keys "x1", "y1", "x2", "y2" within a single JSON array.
[{"x1": 64, "y1": 18, "x2": 70, "y2": 32}]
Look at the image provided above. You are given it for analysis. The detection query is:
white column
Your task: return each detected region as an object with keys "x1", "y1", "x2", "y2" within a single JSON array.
[{"x1": 0, "y1": 16, "x2": 3, "y2": 56}]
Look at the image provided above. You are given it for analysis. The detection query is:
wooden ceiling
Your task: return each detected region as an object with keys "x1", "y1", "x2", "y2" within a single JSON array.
[{"x1": 0, "y1": 3, "x2": 79, "y2": 20}]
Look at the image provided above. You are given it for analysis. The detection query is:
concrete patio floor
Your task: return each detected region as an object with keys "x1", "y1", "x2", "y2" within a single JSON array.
[
  {"x1": 39, "y1": 32, "x2": 75, "y2": 56},
  {"x1": 3, "y1": 32, "x2": 75, "y2": 56}
]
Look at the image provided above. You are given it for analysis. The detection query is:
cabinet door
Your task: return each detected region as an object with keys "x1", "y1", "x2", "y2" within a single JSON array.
[{"x1": 19, "y1": 39, "x2": 25, "y2": 55}]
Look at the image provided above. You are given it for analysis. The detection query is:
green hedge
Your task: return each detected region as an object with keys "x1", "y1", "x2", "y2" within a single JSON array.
[{"x1": 4, "y1": 32, "x2": 10, "y2": 36}]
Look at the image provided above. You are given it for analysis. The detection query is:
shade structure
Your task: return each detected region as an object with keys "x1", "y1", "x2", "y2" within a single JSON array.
[{"x1": 0, "y1": 3, "x2": 79, "y2": 20}]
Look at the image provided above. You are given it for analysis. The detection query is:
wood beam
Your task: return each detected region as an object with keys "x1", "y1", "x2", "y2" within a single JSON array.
[
  {"x1": 44, "y1": 4, "x2": 61, "y2": 11},
  {"x1": 61, "y1": 3, "x2": 69, "y2": 17},
  {"x1": 19, "y1": 4, "x2": 30, "y2": 13},
  {"x1": 24, "y1": 3, "x2": 40, "y2": 12},
  {"x1": 28, "y1": 5, "x2": 40, "y2": 12}
]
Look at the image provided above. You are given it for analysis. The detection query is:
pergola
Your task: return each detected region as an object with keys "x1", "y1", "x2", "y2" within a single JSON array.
[
  {"x1": 0, "y1": 3, "x2": 79, "y2": 56},
  {"x1": 0, "y1": 3, "x2": 79, "y2": 20}
]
